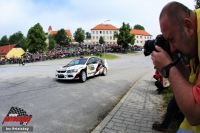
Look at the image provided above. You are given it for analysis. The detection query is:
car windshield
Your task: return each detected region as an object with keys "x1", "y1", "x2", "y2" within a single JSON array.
[{"x1": 68, "y1": 58, "x2": 87, "y2": 65}]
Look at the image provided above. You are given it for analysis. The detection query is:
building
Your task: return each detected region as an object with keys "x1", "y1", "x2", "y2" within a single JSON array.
[
  {"x1": 0, "y1": 44, "x2": 25, "y2": 59},
  {"x1": 91, "y1": 24, "x2": 119, "y2": 45},
  {"x1": 130, "y1": 29, "x2": 152, "y2": 47},
  {"x1": 48, "y1": 26, "x2": 72, "y2": 39},
  {"x1": 84, "y1": 38, "x2": 92, "y2": 44}
]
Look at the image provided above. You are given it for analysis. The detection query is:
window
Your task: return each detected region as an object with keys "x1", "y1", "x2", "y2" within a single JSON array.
[
  {"x1": 93, "y1": 36, "x2": 95, "y2": 39},
  {"x1": 96, "y1": 36, "x2": 98, "y2": 40},
  {"x1": 93, "y1": 31, "x2": 94, "y2": 34},
  {"x1": 103, "y1": 31, "x2": 105, "y2": 34},
  {"x1": 136, "y1": 36, "x2": 138, "y2": 38},
  {"x1": 110, "y1": 36, "x2": 112, "y2": 40},
  {"x1": 106, "y1": 31, "x2": 108, "y2": 34},
  {"x1": 137, "y1": 41, "x2": 138, "y2": 43},
  {"x1": 110, "y1": 31, "x2": 112, "y2": 34},
  {"x1": 140, "y1": 36, "x2": 142, "y2": 38},
  {"x1": 88, "y1": 58, "x2": 95, "y2": 64},
  {"x1": 140, "y1": 41, "x2": 142, "y2": 43},
  {"x1": 107, "y1": 36, "x2": 109, "y2": 40},
  {"x1": 96, "y1": 31, "x2": 98, "y2": 34},
  {"x1": 100, "y1": 31, "x2": 102, "y2": 34}
]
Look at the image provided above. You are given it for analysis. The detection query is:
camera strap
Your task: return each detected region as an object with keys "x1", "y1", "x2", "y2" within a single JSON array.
[{"x1": 172, "y1": 56, "x2": 182, "y2": 66}]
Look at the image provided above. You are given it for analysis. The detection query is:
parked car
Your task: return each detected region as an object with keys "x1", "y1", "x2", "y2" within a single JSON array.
[{"x1": 55, "y1": 56, "x2": 108, "y2": 82}]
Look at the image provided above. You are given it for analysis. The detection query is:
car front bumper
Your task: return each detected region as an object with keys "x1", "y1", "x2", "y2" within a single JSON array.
[{"x1": 55, "y1": 72, "x2": 80, "y2": 80}]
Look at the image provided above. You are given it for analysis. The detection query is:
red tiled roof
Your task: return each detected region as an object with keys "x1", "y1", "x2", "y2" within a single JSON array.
[
  {"x1": 130, "y1": 29, "x2": 152, "y2": 36},
  {"x1": 0, "y1": 44, "x2": 16, "y2": 55},
  {"x1": 91, "y1": 24, "x2": 119, "y2": 30},
  {"x1": 49, "y1": 30, "x2": 72, "y2": 36}
]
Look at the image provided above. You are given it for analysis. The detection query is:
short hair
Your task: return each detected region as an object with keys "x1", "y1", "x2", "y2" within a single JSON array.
[
  {"x1": 160, "y1": 1, "x2": 191, "y2": 37},
  {"x1": 160, "y1": 1, "x2": 191, "y2": 25}
]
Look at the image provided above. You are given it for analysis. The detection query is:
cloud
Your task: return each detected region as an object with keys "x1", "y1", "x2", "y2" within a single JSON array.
[{"x1": 0, "y1": 0, "x2": 195, "y2": 39}]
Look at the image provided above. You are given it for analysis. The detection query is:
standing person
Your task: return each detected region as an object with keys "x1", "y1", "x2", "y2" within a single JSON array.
[
  {"x1": 152, "y1": 95, "x2": 184, "y2": 132},
  {"x1": 151, "y1": 1, "x2": 200, "y2": 132},
  {"x1": 19, "y1": 57, "x2": 21, "y2": 66}
]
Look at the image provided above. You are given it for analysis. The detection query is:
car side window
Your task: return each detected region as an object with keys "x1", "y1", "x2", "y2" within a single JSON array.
[{"x1": 88, "y1": 58, "x2": 95, "y2": 64}]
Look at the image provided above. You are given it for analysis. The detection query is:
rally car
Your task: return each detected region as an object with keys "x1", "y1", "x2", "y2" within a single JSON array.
[{"x1": 55, "y1": 56, "x2": 108, "y2": 82}]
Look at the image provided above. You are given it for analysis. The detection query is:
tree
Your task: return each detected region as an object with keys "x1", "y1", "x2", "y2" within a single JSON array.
[
  {"x1": 0, "y1": 35, "x2": 9, "y2": 46},
  {"x1": 54, "y1": 29, "x2": 71, "y2": 46},
  {"x1": 48, "y1": 35, "x2": 56, "y2": 50},
  {"x1": 195, "y1": 0, "x2": 200, "y2": 9},
  {"x1": 99, "y1": 36, "x2": 105, "y2": 44},
  {"x1": 9, "y1": 31, "x2": 24, "y2": 44},
  {"x1": 26, "y1": 23, "x2": 47, "y2": 52},
  {"x1": 133, "y1": 24, "x2": 145, "y2": 30},
  {"x1": 85, "y1": 32, "x2": 91, "y2": 39},
  {"x1": 74, "y1": 28, "x2": 85, "y2": 44},
  {"x1": 114, "y1": 22, "x2": 135, "y2": 53},
  {"x1": 18, "y1": 37, "x2": 26, "y2": 51}
]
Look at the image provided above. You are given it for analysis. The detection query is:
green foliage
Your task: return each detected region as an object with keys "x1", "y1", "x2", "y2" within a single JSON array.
[
  {"x1": 85, "y1": 32, "x2": 91, "y2": 39},
  {"x1": 195, "y1": 0, "x2": 200, "y2": 9},
  {"x1": 95, "y1": 52, "x2": 102, "y2": 57},
  {"x1": 114, "y1": 22, "x2": 135, "y2": 53},
  {"x1": 99, "y1": 36, "x2": 105, "y2": 44},
  {"x1": 74, "y1": 28, "x2": 85, "y2": 44},
  {"x1": 0, "y1": 35, "x2": 9, "y2": 46},
  {"x1": 54, "y1": 29, "x2": 71, "y2": 46},
  {"x1": 26, "y1": 23, "x2": 47, "y2": 52},
  {"x1": 133, "y1": 24, "x2": 145, "y2": 30},
  {"x1": 18, "y1": 37, "x2": 26, "y2": 51},
  {"x1": 9, "y1": 31, "x2": 24, "y2": 44},
  {"x1": 49, "y1": 37, "x2": 56, "y2": 50}
]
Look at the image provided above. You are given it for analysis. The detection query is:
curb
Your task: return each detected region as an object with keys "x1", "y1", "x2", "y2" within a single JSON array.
[{"x1": 91, "y1": 69, "x2": 156, "y2": 133}]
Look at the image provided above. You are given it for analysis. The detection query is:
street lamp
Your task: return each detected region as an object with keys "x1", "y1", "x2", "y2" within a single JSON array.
[{"x1": 103, "y1": 20, "x2": 110, "y2": 59}]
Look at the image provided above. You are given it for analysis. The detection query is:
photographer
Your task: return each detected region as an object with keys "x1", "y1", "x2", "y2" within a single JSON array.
[{"x1": 150, "y1": 1, "x2": 200, "y2": 132}]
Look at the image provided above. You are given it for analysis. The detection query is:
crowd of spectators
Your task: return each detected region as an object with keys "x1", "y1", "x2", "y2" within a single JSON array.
[{"x1": 0, "y1": 44, "x2": 142, "y2": 65}]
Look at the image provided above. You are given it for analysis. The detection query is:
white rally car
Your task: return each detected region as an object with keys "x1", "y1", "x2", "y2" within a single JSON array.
[{"x1": 55, "y1": 56, "x2": 108, "y2": 82}]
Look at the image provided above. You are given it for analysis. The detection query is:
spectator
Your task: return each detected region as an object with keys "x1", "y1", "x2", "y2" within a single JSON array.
[
  {"x1": 151, "y1": 1, "x2": 200, "y2": 132},
  {"x1": 152, "y1": 95, "x2": 184, "y2": 132}
]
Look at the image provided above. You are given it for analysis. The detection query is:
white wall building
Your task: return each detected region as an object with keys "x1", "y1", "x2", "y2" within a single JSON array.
[
  {"x1": 91, "y1": 24, "x2": 119, "y2": 45},
  {"x1": 130, "y1": 29, "x2": 152, "y2": 47}
]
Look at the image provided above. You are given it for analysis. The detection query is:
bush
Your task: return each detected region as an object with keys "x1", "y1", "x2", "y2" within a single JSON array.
[{"x1": 95, "y1": 52, "x2": 102, "y2": 57}]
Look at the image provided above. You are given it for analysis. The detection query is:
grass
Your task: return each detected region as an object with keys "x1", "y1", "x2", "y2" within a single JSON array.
[
  {"x1": 162, "y1": 86, "x2": 184, "y2": 133},
  {"x1": 100, "y1": 53, "x2": 119, "y2": 59}
]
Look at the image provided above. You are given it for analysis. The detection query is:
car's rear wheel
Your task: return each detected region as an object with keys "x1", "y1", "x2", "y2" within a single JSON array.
[
  {"x1": 102, "y1": 67, "x2": 107, "y2": 76},
  {"x1": 80, "y1": 70, "x2": 87, "y2": 82}
]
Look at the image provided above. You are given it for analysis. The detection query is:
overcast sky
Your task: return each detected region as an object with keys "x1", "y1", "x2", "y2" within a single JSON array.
[{"x1": 0, "y1": 0, "x2": 195, "y2": 39}]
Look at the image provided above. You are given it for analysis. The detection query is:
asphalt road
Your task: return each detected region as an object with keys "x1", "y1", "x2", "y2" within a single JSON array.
[{"x1": 0, "y1": 52, "x2": 154, "y2": 133}]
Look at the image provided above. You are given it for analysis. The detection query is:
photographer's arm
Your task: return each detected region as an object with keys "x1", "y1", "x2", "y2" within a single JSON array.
[
  {"x1": 152, "y1": 46, "x2": 200, "y2": 126},
  {"x1": 169, "y1": 66, "x2": 200, "y2": 126}
]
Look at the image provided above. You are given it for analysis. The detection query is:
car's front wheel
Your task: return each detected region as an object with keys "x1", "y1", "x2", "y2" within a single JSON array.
[{"x1": 80, "y1": 70, "x2": 87, "y2": 82}]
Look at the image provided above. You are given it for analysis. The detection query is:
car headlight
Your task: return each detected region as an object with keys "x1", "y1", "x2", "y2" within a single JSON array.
[{"x1": 72, "y1": 69, "x2": 78, "y2": 73}]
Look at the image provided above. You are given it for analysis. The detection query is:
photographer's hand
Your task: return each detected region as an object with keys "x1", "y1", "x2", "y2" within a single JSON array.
[{"x1": 151, "y1": 45, "x2": 172, "y2": 72}]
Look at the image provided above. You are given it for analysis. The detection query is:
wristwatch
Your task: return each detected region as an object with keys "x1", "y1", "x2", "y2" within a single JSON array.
[
  {"x1": 162, "y1": 56, "x2": 182, "y2": 78},
  {"x1": 162, "y1": 63, "x2": 174, "y2": 78}
]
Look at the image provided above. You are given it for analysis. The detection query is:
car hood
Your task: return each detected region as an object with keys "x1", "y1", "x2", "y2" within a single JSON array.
[{"x1": 57, "y1": 65, "x2": 85, "y2": 71}]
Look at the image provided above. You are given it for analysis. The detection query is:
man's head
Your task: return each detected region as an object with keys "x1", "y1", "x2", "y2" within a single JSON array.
[{"x1": 159, "y1": 1, "x2": 197, "y2": 59}]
